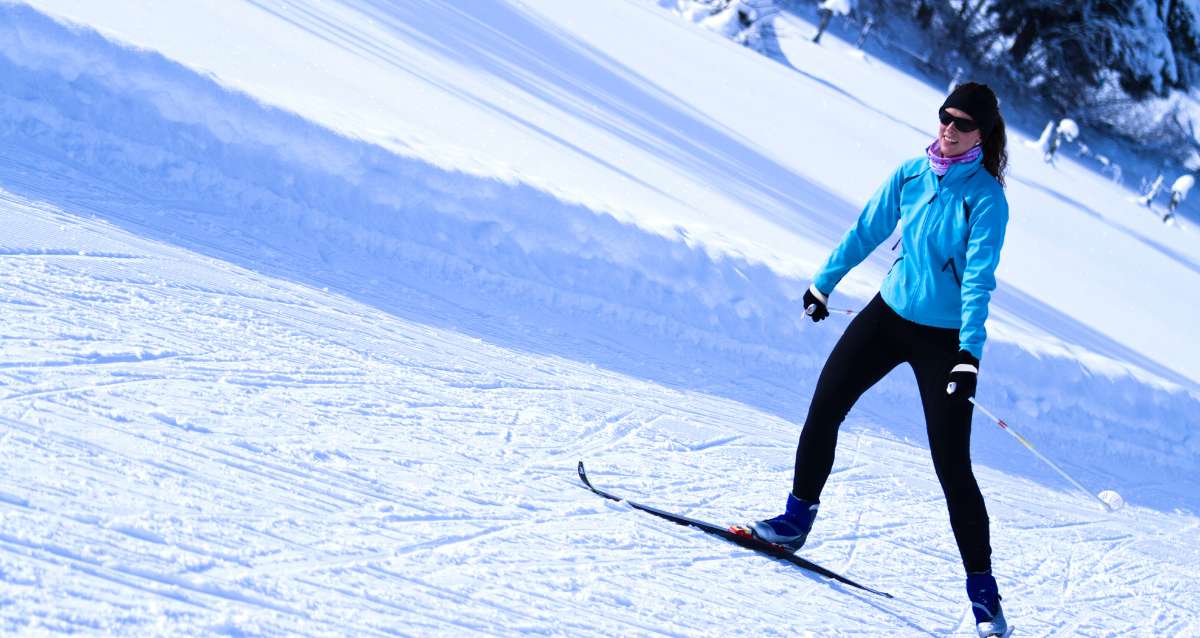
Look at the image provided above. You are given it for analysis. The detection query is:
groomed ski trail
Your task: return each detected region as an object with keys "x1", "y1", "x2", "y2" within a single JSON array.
[{"x1": 1, "y1": 190, "x2": 1196, "y2": 635}]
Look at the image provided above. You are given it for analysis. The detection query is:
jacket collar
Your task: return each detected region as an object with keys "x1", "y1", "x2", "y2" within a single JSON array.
[{"x1": 941, "y1": 154, "x2": 983, "y2": 184}]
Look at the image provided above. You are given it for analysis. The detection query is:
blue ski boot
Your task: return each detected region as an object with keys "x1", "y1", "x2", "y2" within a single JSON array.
[
  {"x1": 967, "y1": 571, "x2": 1008, "y2": 637},
  {"x1": 744, "y1": 494, "x2": 818, "y2": 551}
]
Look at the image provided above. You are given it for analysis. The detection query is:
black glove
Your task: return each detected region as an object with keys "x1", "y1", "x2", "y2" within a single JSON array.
[
  {"x1": 946, "y1": 350, "x2": 980, "y2": 400},
  {"x1": 803, "y1": 286, "x2": 830, "y2": 322}
]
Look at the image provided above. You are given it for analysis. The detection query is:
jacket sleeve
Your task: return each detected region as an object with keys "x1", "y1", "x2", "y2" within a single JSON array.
[
  {"x1": 958, "y1": 186, "x2": 1009, "y2": 359},
  {"x1": 812, "y1": 163, "x2": 908, "y2": 295}
]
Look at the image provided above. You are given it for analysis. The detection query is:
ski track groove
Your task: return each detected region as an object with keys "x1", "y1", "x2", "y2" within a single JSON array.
[
  {"x1": 1, "y1": 510, "x2": 444, "y2": 637},
  {"x1": 369, "y1": 565, "x2": 692, "y2": 638},
  {"x1": 0, "y1": 535, "x2": 210, "y2": 611},
  {"x1": 1, "y1": 376, "x2": 166, "y2": 402},
  {"x1": 294, "y1": 573, "x2": 511, "y2": 638},
  {"x1": 2, "y1": 416, "x2": 346, "y2": 517}
]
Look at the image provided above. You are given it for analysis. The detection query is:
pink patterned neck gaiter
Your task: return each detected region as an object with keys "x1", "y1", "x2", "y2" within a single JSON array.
[{"x1": 927, "y1": 140, "x2": 982, "y2": 176}]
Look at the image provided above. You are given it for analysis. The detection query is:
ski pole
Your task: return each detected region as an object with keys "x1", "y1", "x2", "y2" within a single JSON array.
[
  {"x1": 963, "y1": 395, "x2": 1116, "y2": 512},
  {"x1": 803, "y1": 304, "x2": 858, "y2": 318}
]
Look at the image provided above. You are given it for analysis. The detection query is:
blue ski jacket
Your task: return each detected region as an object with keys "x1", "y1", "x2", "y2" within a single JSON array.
[{"x1": 813, "y1": 155, "x2": 1008, "y2": 359}]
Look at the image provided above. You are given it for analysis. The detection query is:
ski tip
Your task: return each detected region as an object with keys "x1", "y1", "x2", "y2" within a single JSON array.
[{"x1": 577, "y1": 460, "x2": 590, "y2": 487}]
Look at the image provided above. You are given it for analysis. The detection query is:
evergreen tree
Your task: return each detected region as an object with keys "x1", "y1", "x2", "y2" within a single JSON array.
[
  {"x1": 986, "y1": 0, "x2": 1200, "y2": 104},
  {"x1": 1164, "y1": 0, "x2": 1200, "y2": 89}
]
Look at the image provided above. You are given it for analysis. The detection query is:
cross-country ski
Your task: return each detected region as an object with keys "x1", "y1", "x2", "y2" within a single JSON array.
[{"x1": 577, "y1": 461, "x2": 893, "y2": 598}]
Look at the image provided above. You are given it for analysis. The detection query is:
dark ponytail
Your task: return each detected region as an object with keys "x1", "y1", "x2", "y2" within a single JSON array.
[{"x1": 982, "y1": 113, "x2": 1008, "y2": 187}]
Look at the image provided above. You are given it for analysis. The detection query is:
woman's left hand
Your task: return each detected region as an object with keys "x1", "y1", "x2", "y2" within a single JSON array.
[{"x1": 803, "y1": 286, "x2": 830, "y2": 322}]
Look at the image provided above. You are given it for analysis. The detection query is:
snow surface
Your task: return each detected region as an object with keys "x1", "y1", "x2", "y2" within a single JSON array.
[{"x1": 0, "y1": 1, "x2": 1198, "y2": 635}]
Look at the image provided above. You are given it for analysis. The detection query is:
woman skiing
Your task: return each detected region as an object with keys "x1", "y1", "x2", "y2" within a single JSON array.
[{"x1": 741, "y1": 82, "x2": 1010, "y2": 638}]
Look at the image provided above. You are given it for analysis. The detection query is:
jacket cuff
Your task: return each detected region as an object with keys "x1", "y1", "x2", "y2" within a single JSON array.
[
  {"x1": 956, "y1": 349, "x2": 980, "y2": 369},
  {"x1": 808, "y1": 284, "x2": 829, "y2": 305}
]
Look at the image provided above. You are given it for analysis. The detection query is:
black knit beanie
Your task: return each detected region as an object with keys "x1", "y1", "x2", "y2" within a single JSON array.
[{"x1": 941, "y1": 82, "x2": 1000, "y2": 137}]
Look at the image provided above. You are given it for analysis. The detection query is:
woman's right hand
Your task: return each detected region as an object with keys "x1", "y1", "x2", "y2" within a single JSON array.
[
  {"x1": 945, "y1": 350, "x2": 980, "y2": 400},
  {"x1": 803, "y1": 286, "x2": 830, "y2": 322}
]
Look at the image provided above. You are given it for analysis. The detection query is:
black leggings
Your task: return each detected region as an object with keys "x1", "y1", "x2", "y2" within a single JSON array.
[{"x1": 793, "y1": 294, "x2": 991, "y2": 573}]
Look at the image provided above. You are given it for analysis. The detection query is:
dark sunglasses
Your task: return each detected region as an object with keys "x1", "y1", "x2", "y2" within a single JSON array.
[{"x1": 939, "y1": 108, "x2": 980, "y2": 132}]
